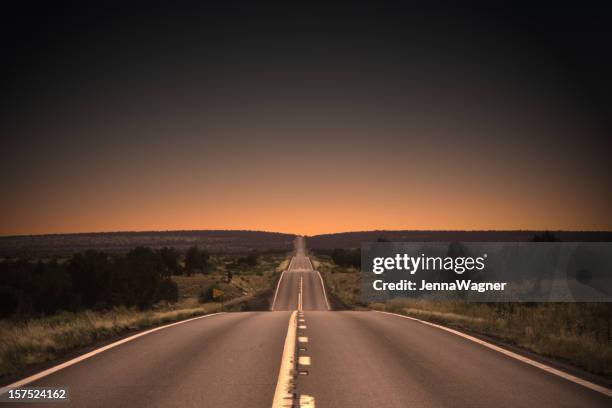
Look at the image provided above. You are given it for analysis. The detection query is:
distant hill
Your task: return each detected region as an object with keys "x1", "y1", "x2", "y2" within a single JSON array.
[
  {"x1": 4, "y1": 229, "x2": 611, "y2": 257},
  {"x1": 306, "y1": 230, "x2": 612, "y2": 250},
  {"x1": 0, "y1": 230, "x2": 296, "y2": 257}
]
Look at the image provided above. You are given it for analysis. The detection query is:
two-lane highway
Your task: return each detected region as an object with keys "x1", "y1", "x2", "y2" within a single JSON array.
[
  {"x1": 275, "y1": 238, "x2": 610, "y2": 407},
  {"x1": 271, "y1": 237, "x2": 329, "y2": 311},
  {"x1": 2, "y1": 236, "x2": 610, "y2": 407}
]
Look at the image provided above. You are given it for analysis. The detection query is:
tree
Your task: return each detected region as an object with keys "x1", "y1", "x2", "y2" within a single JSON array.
[
  {"x1": 158, "y1": 247, "x2": 181, "y2": 276},
  {"x1": 0, "y1": 246, "x2": 183, "y2": 317},
  {"x1": 68, "y1": 250, "x2": 112, "y2": 309},
  {"x1": 331, "y1": 248, "x2": 361, "y2": 268},
  {"x1": 184, "y1": 246, "x2": 209, "y2": 275},
  {"x1": 0, "y1": 285, "x2": 19, "y2": 317},
  {"x1": 158, "y1": 279, "x2": 179, "y2": 303},
  {"x1": 118, "y1": 247, "x2": 164, "y2": 308},
  {"x1": 33, "y1": 259, "x2": 73, "y2": 314}
]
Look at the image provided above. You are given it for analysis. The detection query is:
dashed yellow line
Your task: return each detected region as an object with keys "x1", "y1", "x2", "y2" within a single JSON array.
[{"x1": 300, "y1": 394, "x2": 316, "y2": 407}]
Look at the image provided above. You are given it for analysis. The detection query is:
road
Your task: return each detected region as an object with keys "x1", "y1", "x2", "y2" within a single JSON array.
[
  {"x1": 271, "y1": 237, "x2": 329, "y2": 311},
  {"x1": 2, "y1": 237, "x2": 610, "y2": 407},
  {"x1": 297, "y1": 311, "x2": 610, "y2": 407}
]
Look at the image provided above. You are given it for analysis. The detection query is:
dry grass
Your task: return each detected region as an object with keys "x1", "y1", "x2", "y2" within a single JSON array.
[
  {"x1": 313, "y1": 256, "x2": 362, "y2": 307},
  {"x1": 373, "y1": 299, "x2": 612, "y2": 377},
  {"x1": 312, "y1": 254, "x2": 612, "y2": 377},
  {"x1": 0, "y1": 252, "x2": 291, "y2": 380},
  {"x1": 0, "y1": 303, "x2": 222, "y2": 378},
  {"x1": 172, "y1": 253, "x2": 288, "y2": 302},
  {"x1": 276, "y1": 258, "x2": 290, "y2": 272}
]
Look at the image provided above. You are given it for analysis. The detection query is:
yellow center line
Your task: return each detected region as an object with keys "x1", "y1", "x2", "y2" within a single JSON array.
[{"x1": 271, "y1": 311, "x2": 298, "y2": 408}]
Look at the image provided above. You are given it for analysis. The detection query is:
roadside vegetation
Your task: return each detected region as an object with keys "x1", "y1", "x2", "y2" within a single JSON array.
[
  {"x1": 0, "y1": 303, "x2": 221, "y2": 378},
  {"x1": 311, "y1": 240, "x2": 612, "y2": 379},
  {"x1": 311, "y1": 251, "x2": 362, "y2": 308},
  {"x1": 0, "y1": 247, "x2": 288, "y2": 379},
  {"x1": 372, "y1": 300, "x2": 612, "y2": 377}
]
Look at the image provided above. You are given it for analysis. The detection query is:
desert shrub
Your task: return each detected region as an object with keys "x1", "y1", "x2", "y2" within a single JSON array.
[
  {"x1": 0, "y1": 246, "x2": 183, "y2": 317},
  {"x1": 331, "y1": 249, "x2": 361, "y2": 268},
  {"x1": 157, "y1": 247, "x2": 181, "y2": 276},
  {"x1": 0, "y1": 286, "x2": 18, "y2": 317},
  {"x1": 185, "y1": 246, "x2": 210, "y2": 275},
  {"x1": 237, "y1": 254, "x2": 258, "y2": 266},
  {"x1": 113, "y1": 247, "x2": 163, "y2": 309},
  {"x1": 68, "y1": 250, "x2": 112, "y2": 309},
  {"x1": 158, "y1": 279, "x2": 179, "y2": 303}
]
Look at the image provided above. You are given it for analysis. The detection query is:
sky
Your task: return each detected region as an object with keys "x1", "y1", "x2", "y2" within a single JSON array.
[{"x1": 1, "y1": 4, "x2": 611, "y2": 236}]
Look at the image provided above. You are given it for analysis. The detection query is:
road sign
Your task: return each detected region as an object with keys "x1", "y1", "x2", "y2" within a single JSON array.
[{"x1": 212, "y1": 288, "x2": 224, "y2": 300}]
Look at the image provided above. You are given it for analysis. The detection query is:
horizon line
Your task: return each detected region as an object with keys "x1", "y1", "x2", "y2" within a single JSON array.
[{"x1": 3, "y1": 228, "x2": 612, "y2": 239}]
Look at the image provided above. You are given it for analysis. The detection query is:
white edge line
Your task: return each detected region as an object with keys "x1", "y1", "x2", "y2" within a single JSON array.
[
  {"x1": 316, "y1": 270, "x2": 331, "y2": 310},
  {"x1": 0, "y1": 312, "x2": 225, "y2": 395},
  {"x1": 374, "y1": 310, "x2": 612, "y2": 398},
  {"x1": 271, "y1": 268, "x2": 288, "y2": 311},
  {"x1": 272, "y1": 311, "x2": 297, "y2": 408}
]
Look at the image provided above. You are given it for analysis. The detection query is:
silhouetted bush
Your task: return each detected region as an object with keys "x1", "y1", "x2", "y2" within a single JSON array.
[
  {"x1": 237, "y1": 253, "x2": 258, "y2": 266},
  {"x1": 0, "y1": 285, "x2": 19, "y2": 317},
  {"x1": 158, "y1": 247, "x2": 181, "y2": 276},
  {"x1": 32, "y1": 260, "x2": 73, "y2": 315},
  {"x1": 158, "y1": 279, "x2": 179, "y2": 303},
  {"x1": 0, "y1": 246, "x2": 181, "y2": 317},
  {"x1": 68, "y1": 250, "x2": 112, "y2": 309},
  {"x1": 185, "y1": 246, "x2": 210, "y2": 275},
  {"x1": 115, "y1": 247, "x2": 164, "y2": 308},
  {"x1": 331, "y1": 249, "x2": 361, "y2": 268}
]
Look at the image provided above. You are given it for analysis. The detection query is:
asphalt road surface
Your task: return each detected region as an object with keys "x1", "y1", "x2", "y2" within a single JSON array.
[
  {"x1": 271, "y1": 237, "x2": 329, "y2": 311},
  {"x1": 2, "y1": 237, "x2": 610, "y2": 407}
]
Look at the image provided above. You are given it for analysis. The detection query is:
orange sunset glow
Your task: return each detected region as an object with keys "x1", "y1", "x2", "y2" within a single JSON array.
[
  {"x1": 2, "y1": 6, "x2": 611, "y2": 237},
  {"x1": 2, "y1": 118, "x2": 610, "y2": 236}
]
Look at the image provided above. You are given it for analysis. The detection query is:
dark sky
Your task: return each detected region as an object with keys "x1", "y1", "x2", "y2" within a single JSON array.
[{"x1": 1, "y1": 4, "x2": 611, "y2": 235}]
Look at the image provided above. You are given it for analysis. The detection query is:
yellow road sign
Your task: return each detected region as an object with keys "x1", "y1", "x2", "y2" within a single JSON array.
[{"x1": 212, "y1": 288, "x2": 224, "y2": 299}]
